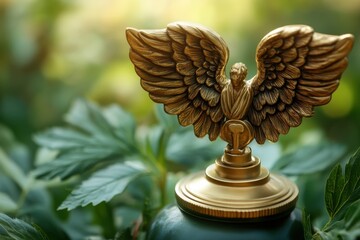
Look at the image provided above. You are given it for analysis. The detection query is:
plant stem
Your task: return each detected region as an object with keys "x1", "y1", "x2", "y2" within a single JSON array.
[
  {"x1": 159, "y1": 167, "x2": 167, "y2": 208},
  {"x1": 158, "y1": 130, "x2": 171, "y2": 208}
]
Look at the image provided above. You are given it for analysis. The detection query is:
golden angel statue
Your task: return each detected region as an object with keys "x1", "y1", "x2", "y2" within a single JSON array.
[{"x1": 126, "y1": 22, "x2": 354, "y2": 148}]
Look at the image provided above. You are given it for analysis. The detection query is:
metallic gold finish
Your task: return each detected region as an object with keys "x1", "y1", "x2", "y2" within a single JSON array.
[
  {"x1": 207, "y1": 163, "x2": 269, "y2": 187},
  {"x1": 126, "y1": 22, "x2": 354, "y2": 144},
  {"x1": 214, "y1": 155, "x2": 261, "y2": 180},
  {"x1": 126, "y1": 22, "x2": 354, "y2": 219},
  {"x1": 175, "y1": 171, "x2": 298, "y2": 219},
  {"x1": 175, "y1": 146, "x2": 297, "y2": 218},
  {"x1": 220, "y1": 120, "x2": 254, "y2": 153}
]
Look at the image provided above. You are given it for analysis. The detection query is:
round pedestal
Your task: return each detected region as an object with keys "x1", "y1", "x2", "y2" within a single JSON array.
[
  {"x1": 175, "y1": 168, "x2": 298, "y2": 219},
  {"x1": 146, "y1": 205, "x2": 304, "y2": 240}
]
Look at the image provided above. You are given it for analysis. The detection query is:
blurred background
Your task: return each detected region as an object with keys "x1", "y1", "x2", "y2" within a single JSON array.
[
  {"x1": 0, "y1": 0, "x2": 359, "y2": 151},
  {"x1": 0, "y1": 0, "x2": 359, "y2": 238}
]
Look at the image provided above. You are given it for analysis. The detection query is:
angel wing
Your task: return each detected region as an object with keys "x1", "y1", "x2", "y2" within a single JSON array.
[
  {"x1": 126, "y1": 22, "x2": 229, "y2": 140},
  {"x1": 247, "y1": 25, "x2": 354, "y2": 144}
]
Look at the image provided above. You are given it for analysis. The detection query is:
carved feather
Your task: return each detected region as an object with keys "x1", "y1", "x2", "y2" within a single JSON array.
[
  {"x1": 127, "y1": 22, "x2": 353, "y2": 145},
  {"x1": 126, "y1": 22, "x2": 229, "y2": 140},
  {"x1": 248, "y1": 25, "x2": 354, "y2": 144}
]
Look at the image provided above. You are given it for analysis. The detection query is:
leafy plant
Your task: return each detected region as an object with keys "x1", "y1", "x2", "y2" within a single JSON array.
[
  {"x1": 304, "y1": 148, "x2": 360, "y2": 240},
  {"x1": 0, "y1": 99, "x2": 359, "y2": 239},
  {"x1": 271, "y1": 143, "x2": 346, "y2": 175},
  {"x1": 31, "y1": 99, "x2": 224, "y2": 238},
  {"x1": 0, "y1": 213, "x2": 49, "y2": 240}
]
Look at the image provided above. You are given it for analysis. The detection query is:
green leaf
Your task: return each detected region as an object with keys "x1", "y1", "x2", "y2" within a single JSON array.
[
  {"x1": 33, "y1": 148, "x2": 119, "y2": 180},
  {"x1": 325, "y1": 147, "x2": 360, "y2": 220},
  {"x1": 0, "y1": 213, "x2": 49, "y2": 240},
  {"x1": 102, "y1": 104, "x2": 137, "y2": 144},
  {"x1": 59, "y1": 209, "x2": 102, "y2": 239},
  {"x1": 0, "y1": 124, "x2": 32, "y2": 173},
  {"x1": 166, "y1": 130, "x2": 225, "y2": 167},
  {"x1": 0, "y1": 124, "x2": 16, "y2": 149},
  {"x1": 315, "y1": 201, "x2": 360, "y2": 240},
  {"x1": 0, "y1": 148, "x2": 27, "y2": 189},
  {"x1": 154, "y1": 104, "x2": 181, "y2": 133},
  {"x1": 64, "y1": 99, "x2": 115, "y2": 137},
  {"x1": 310, "y1": 148, "x2": 360, "y2": 239},
  {"x1": 165, "y1": 172, "x2": 185, "y2": 204},
  {"x1": 302, "y1": 209, "x2": 313, "y2": 240},
  {"x1": 34, "y1": 127, "x2": 95, "y2": 150},
  {"x1": 325, "y1": 164, "x2": 344, "y2": 219},
  {"x1": 33, "y1": 100, "x2": 138, "y2": 180},
  {"x1": 249, "y1": 142, "x2": 282, "y2": 169},
  {"x1": 0, "y1": 193, "x2": 17, "y2": 213},
  {"x1": 152, "y1": 104, "x2": 225, "y2": 168},
  {"x1": 344, "y1": 200, "x2": 360, "y2": 232},
  {"x1": 144, "y1": 126, "x2": 166, "y2": 161},
  {"x1": 271, "y1": 143, "x2": 346, "y2": 175},
  {"x1": 0, "y1": 175, "x2": 20, "y2": 203},
  {"x1": 58, "y1": 161, "x2": 148, "y2": 210},
  {"x1": 18, "y1": 205, "x2": 70, "y2": 240}
]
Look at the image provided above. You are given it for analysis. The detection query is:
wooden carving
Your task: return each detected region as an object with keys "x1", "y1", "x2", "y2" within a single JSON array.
[{"x1": 126, "y1": 22, "x2": 354, "y2": 146}]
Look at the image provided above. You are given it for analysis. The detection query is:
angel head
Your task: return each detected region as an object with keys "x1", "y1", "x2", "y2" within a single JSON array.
[{"x1": 230, "y1": 63, "x2": 247, "y2": 89}]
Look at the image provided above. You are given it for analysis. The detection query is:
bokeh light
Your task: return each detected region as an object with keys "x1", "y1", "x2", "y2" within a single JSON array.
[{"x1": 0, "y1": 0, "x2": 359, "y2": 148}]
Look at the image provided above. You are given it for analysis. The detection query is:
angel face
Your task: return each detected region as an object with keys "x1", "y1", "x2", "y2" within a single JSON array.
[{"x1": 230, "y1": 63, "x2": 247, "y2": 88}]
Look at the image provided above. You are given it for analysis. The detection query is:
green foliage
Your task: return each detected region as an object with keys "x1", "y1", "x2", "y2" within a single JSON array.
[
  {"x1": 0, "y1": 213, "x2": 49, "y2": 240},
  {"x1": 0, "y1": 148, "x2": 28, "y2": 190},
  {"x1": 58, "y1": 161, "x2": 149, "y2": 210},
  {"x1": 1, "y1": 0, "x2": 359, "y2": 239},
  {"x1": 325, "y1": 149, "x2": 360, "y2": 220},
  {"x1": 0, "y1": 192, "x2": 17, "y2": 213},
  {"x1": 302, "y1": 210, "x2": 313, "y2": 240},
  {"x1": 30, "y1": 100, "x2": 223, "y2": 238},
  {"x1": 0, "y1": 123, "x2": 99, "y2": 239},
  {"x1": 306, "y1": 148, "x2": 360, "y2": 240},
  {"x1": 271, "y1": 143, "x2": 346, "y2": 175},
  {"x1": 0, "y1": 99, "x2": 359, "y2": 239},
  {"x1": 33, "y1": 100, "x2": 137, "y2": 180}
]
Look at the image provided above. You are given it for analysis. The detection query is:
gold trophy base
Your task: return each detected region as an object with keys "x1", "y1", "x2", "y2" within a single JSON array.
[{"x1": 175, "y1": 150, "x2": 298, "y2": 220}]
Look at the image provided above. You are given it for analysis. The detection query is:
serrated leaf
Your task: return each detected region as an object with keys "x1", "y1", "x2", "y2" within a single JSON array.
[
  {"x1": 0, "y1": 213, "x2": 49, "y2": 240},
  {"x1": 33, "y1": 147, "x2": 119, "y2": 180},
  {"x1": 64, "y1": 99, "x2": 114, "y2": 137},
  {"x1": 311, "y1": 148, "x2": 360, "y2": 239},
  {"x1": 315, "y1": 201, "x2": 360, "y2": 240},
  {"x1": 342, "y1": 149, "x2": 360, "y2": 209},
  {"x1": 325, "y1": 164, "x2": 344, "y2": 218},
  {"x1": 325, "y1": 148, "x2": 360, "y2": 220},
  {"x1": 33, "y1": 127, "x2": 95, "y2": 150},
  {"x1": 102, "y1": 104, "x2": 136, "y2": 143},
  {"x1": 58, "y1": 161, "x2": 148, "y2": 210},
  {"x1": 0, "y1": 193, "x2": 17, "y2": 213},
  {"x1": 33, "y1": 100, "x2": 138, "y2": 180},
  {"x1": 271, "y1": 143, "x2": 346, "y2": 175}
]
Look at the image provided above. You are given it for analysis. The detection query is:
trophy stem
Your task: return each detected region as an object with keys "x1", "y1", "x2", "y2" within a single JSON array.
[
  {"x1": 215, "y1": 147, "x2": 261, "y2": 180},
  {"x1": 175, "y1": 120, "x2": 298, "y2": 220}
]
